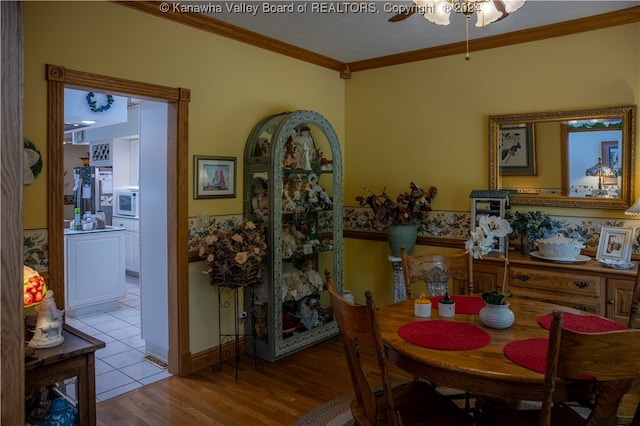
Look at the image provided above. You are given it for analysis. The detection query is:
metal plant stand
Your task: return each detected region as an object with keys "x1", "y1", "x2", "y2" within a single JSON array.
[{"x1": 212, "y1": 284, "x2": 262, "y2": 381}]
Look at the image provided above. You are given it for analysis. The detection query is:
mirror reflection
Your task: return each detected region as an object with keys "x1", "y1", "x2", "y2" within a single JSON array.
[{"x1": 489, "y1": 105, "x2": 636, "y2": 209}]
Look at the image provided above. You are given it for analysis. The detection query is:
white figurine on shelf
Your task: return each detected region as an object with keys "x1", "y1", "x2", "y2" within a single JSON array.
[
  {"x1": 308, "y1": 173, "x2": 332, "y2": 208},
  {"x1": 294, "y1": 126, "x2": 315, "y2": 170},
  {"x1": 303, "y1": 259, "x2": 324, "y2": 292},
  {"x1": 251, "y1": 177, "x2": 268, "y2": 219},
  {"x1": 28, "y1": 290, "x2": 65, "y2": 349},
  {"x1": 282, "y1": 224, "x2": 299, "y2": 258}
]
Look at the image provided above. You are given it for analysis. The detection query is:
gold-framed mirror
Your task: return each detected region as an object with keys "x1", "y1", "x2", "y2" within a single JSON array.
[{"x1": 489, "y1": 105, "x2": 636, "y2": 209}]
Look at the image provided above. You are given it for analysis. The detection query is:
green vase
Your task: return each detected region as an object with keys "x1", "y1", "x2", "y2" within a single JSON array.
[{"x1": 387, "y1": 224, "x2": 418, "y2": 258}]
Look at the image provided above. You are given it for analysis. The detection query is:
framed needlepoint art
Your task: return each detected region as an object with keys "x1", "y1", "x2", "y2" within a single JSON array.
[{"x1": 194, "y1": 156, "x2": 236, "y2": 199}]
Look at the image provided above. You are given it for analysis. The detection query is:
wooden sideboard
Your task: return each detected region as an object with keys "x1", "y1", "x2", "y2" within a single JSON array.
[{"x1": 473, "y1": 251, "x2": 639, "y2": 327}]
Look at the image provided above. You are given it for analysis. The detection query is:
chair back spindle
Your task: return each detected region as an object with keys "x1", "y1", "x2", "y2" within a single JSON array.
[{"x1": 400, "y1": 247, "x2": 473, "y2": 298}]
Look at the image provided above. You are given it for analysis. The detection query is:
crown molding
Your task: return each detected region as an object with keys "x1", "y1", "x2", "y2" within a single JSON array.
[
  {"x1": 116, "y1": 1, "x2": 349, "y2": 76},
  {"x1": 116, "y1": 2, "x2": 640, "y2": 79},
  {"x1": 349, "y1": 6, "x2": 640, "y2": 72}
]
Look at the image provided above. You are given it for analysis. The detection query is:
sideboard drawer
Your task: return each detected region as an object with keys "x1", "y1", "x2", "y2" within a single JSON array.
[
  {"x1": 510, "y1": 267, "x2": 601, "y2": 297},
  {"x1": 508, "y1": 287, "x2": 601, "y2": 314}
]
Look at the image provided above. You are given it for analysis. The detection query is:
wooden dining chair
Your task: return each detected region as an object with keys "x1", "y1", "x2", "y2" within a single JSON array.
[
  {"x1": 629, "y1": 265, "x2": 640, "y2": 329},
  {"x1": 326, "y1": 278, "x2": 475, "y2": 426},
  {"x1": 400, "y1": 247, "x2": 473, "y2": 299},
  {"x1": 399, "y1": 247, "x2": 475, "y2": 410},
  {"x1": 476, "y1": 310, "x2": 640, "y2": 426},
  {"x1": 627, "y1": 268, "x2": 640, "y2": 426}
]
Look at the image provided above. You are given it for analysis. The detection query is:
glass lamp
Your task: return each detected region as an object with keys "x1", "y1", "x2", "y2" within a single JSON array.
[{"x1": 585, "y1": 158, "x2": 616, "y2": 197}]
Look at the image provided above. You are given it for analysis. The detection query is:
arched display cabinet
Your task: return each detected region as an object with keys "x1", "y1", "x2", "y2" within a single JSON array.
[{"x1": 243, "y1": 110, "x2": 343, "y2": 361}]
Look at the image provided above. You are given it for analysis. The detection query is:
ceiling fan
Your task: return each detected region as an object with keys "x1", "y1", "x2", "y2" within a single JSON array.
[
  {"x1": 389, "y1": 0, "x2": 525, "y2": 26},
  {"x1": 389, "y1": 0, "x2": 526, "y2": 59}
]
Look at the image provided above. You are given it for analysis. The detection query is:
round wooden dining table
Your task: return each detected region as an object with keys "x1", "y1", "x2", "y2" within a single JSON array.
[{"x1": 377, "y1": 297, "x2": 597, "y2": 402}]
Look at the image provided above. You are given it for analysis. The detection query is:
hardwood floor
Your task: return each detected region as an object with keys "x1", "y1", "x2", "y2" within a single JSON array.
[{"x1": 96, "y1": 336, "x2": 413, "y2": 425}]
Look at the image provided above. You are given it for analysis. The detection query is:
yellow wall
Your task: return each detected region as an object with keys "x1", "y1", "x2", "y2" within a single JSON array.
[
  {"x1": 343, "y1": 23, "x2": 640, "y2": 305},
  {"x1": 23, "y1": 1, "x2": 345, "y2": 353},
  {"x1": 23, "y1": 1, "x2": 345, "y2": 229},
  {"x1": 23, "y1": 2, "x2": 640, "y2": 345}
]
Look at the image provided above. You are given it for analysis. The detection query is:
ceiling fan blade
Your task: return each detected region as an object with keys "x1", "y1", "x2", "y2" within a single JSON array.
[
  {"x1": 388, "y1": 4, "x2": 418, "y2": 22},
  {"x1": 492, "y1": 1, "x2": 510, "y2": 23}
]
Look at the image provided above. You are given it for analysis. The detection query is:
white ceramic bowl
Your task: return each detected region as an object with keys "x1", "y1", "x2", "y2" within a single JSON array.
[{"x1": 536, "y1": 234, "x2": 585, "y2": 259}]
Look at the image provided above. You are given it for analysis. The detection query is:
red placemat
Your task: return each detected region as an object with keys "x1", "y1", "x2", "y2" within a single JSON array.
[
  {"x1": 504, "y1": 338, "x2": 596, "y2": 380},
  {"x1": 398, "y1": 320, "x2": 491, "y2": 350},
  {"x1": 538, "y1": 312, "x2": 629, "y2": 333},
  {"x1": 503, "y1": 338, "x2": 548, "y2": 373},
  {"x1": 432, "y1": 295, "x2": 486, "y2": 314}
]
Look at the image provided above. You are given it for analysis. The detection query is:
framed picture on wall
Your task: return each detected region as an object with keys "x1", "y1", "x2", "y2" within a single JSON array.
[
  {"x1": 601, "y1": 141, "x2": 620, "y2": 185},
  {"x1": 499, "y1": 123, "x2": 536, "y2": 176},
  {"x1": 194, "y1": 156, "x2": 236, "y2": 199},
  {"x1": 596, "y1": 226, "x2": 634, "y2": 262}
]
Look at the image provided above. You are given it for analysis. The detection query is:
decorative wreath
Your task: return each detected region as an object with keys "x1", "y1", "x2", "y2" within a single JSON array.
[
  {"x1": 86, "y1": 91, "x2": 114, "y2": 113},
  {"x1": 24, "y1": 139, "x2": 43, "y2": 186}
]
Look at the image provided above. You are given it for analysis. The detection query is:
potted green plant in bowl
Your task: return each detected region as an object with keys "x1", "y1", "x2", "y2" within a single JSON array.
[
  {"x1": 479, "y1": 290, "x2": 515, "y2": 329},
  {"x1": 508, "y1": 211, "x2": 563, "y2": 254}
]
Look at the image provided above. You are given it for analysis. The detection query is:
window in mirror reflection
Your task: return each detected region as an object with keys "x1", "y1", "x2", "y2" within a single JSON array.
[{"x1": 567, "y1": 119, "x2": 622, "y2": 198}]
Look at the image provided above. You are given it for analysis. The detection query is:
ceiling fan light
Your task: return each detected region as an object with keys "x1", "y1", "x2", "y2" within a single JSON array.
[
  {"x1": 415, "y1": 0, "x2": 452, "y2": 25},
  {"x1": 476, "y1": 2, "x2": 505, "y2": 27},
  {"x1": 504, "y1": 0, "x2": 526, "y2": 13}
]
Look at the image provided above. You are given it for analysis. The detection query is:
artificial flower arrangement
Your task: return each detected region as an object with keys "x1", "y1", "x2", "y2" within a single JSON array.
[
  {"x1": 199, "y1": 217, "x2": 268, "y2": 286},
  {"x1": 465, "y1": 215, "x2": 513, "y2": 259},
  {"x1": 355, "y1": 182, "x2": 437, "y2": 231}
]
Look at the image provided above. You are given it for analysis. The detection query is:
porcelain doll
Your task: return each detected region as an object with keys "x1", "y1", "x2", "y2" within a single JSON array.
[
  {"x1": 294, "y1": 126, "x2": 315, "y2": 170},
  {"x1": 282, "y1": 224, "x2": 299, "y2": 258},
  {"x1": 251, "y1": 177, "x2": 268, "y2": 218},
  {"x1": 308, "y1": 173, "x2": 332, "y2": 208},
  {"x1": 282, "y1": 179, "x2": 296, "y2": 213},
  {"x1": 302, "y1": 259, "x2": 324, "y2": 292}
]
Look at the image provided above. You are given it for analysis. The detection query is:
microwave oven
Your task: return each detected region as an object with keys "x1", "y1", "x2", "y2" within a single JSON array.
[{"x1": 114, "y1": 189, "x2": 139, "y2": 217}]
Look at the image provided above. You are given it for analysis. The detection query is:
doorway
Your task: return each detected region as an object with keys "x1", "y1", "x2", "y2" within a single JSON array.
[
  {"x1": 46, "y1": 64, "x2": 191, "y2": 376},
  {"x1": 63, "y1": 94, "x2": 168, "y2": 399}
]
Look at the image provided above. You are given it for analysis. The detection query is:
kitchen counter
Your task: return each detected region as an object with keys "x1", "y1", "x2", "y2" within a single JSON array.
[
  {"x1": 64, "y1": 228, "x2": 126, "y2": 318},
  {"x1": 64, "y1": 225, "x2": 125, "y2": 235}
]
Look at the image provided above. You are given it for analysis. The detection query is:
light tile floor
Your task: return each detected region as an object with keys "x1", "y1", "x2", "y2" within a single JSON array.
[{"x1": 64, "y1": 275, "x2": 172, "y2": 402}]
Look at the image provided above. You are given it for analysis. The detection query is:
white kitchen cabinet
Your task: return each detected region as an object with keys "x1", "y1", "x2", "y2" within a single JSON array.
[
  {"x1": 64, "y1": 227, "x2": 126, "y2": 318},
  {"x1": 112, "y1": 216, "x2": 140, "y2": 275}
]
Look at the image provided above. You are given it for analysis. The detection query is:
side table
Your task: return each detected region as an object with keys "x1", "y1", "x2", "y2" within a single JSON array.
[
  {"x1": 213, "y1": 284, "x2": 263, "y2": 380},
  {"x1": 25, "y1": 324, "x2": 105, "y2": 426}
]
